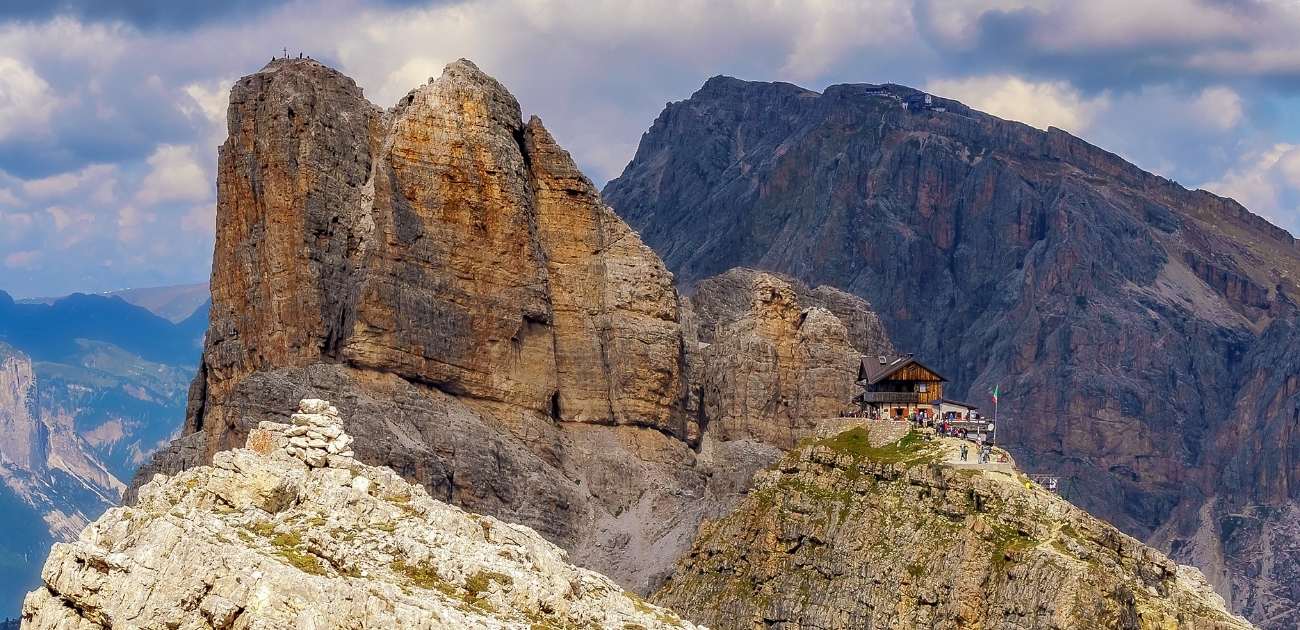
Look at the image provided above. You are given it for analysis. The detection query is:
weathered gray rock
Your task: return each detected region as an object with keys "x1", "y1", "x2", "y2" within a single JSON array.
[
  {"x1": 603, "y1": 76, "x2": 1300, "y2": 627},
  {"x1": 689, "y1": 271, "x2": 863, "y2": 448},
  {"x1": 689, "y1": 267, "x2": 894, "y2": 357},
  {"x1": 24, "y1": 401, "x2": 699, "y2": 630}
]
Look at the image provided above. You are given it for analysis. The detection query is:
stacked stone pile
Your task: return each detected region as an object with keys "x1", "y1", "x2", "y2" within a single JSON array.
[{"x1": 284, "y1": 398, "x2": 354, "y2": 467}]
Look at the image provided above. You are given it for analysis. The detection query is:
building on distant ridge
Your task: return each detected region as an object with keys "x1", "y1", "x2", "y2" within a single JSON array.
[
  {"x1": 856, "y1": 354, "x2": 946, "y2": 419},
  {"x1": 855, "y1": 354, "x2": 995, "y2": 440}
]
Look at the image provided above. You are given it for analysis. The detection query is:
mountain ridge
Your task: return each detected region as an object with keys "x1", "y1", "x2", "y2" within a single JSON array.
[{"x1": 603, "y1": 74, "x2": 1300, "y2": 628}]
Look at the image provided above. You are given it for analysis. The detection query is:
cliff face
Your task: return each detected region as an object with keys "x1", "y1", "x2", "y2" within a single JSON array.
[
  {"x1": 194, "y1": 59, "x2": 690, "y2": 445},
  {"x1": 603, "y1": 78, "x2": 1300, "y2": 627},
  {"x1": 24, "y1": 400, "x2": 698, "y2": 629},
  {"x1": 655, "y1": 427, "x2": 1253, "y2": 630},
  {"x1": 687, "y1": 270, "x2": 873, "y2": 448},
  {"x1": 134, "y1": 58, "x2": 893, "y2": 595}
]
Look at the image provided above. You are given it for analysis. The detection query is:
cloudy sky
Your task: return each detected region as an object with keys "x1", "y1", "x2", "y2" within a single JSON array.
[{"x1": 3, "y1": 0, "x2": 1300, "y2": 297}]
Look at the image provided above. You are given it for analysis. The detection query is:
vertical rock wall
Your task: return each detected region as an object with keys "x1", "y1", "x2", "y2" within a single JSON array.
[{"x1": 134, "y1": 58, "x2": 883, "y2": 593}]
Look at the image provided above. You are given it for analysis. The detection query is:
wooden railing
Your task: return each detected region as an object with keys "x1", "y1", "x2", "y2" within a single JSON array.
[{"x1": 861, "y1": 391, "x2": 923, "y2": 404}]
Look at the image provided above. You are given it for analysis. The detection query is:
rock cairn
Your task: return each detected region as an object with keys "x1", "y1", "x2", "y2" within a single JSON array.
[{"x1": 284, "y1": 399, "x2": 353, "y2": 467}]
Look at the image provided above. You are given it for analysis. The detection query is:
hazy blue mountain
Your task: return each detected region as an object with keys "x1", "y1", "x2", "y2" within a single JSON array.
[
  {"x1": 19, "y1": 283, "x2": 211, "y2": 324},
  {"x1": 0, "y1": 289, "x2": 206, "y2": 615}
]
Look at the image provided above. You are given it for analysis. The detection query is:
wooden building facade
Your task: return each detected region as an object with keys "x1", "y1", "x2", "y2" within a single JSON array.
[{"x1": 857, "y1": 355, "x2": 947, "y2": 418}]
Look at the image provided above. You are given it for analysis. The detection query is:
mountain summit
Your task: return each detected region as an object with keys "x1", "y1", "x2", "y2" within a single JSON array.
[
  {"x1": 602, "y1": 77, "x2": 1300, "y2": 627},
  {"x1": 130, "y1": 57, "x2": 890, "y2": 595}
]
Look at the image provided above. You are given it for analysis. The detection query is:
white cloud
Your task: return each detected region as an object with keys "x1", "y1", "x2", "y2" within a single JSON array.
[
  {"x1": 22, "y1": 164, "x2": 117, "y2": 200},
  {"x1": 44, "y1": 205, "x2": 97, "y2": 248},
  {"x1": 1190, "y1": 86, "x2": 1243, "y2": 132},
  {"x1": 1200, "y1": 143, "x2": 1300, "y2": 229},
  {"x1": 926, "y1": 74, "x2": 1110, "y2": 133},
  {"x1": 0, "y1": 188, "x2": 18, "y2": 205},
  {"x1": 180, "y1": 81, "x2": 230, "y2": 126},
  {"x1": 0, "y1": 57, "x2": 54, "y2": 141},
  {"x1": 774, "y1": 0, "x2": 913, "y2": 81},
  {"x1": 116, "y1": 205, "x2": 157, "y2": 243},
  {"x1": 0, "y1": 211, "x2": 34, "y2": 243},
  {"x1": 135, "y1": 144, "x2": 211, "y2": 206},
  {"x1": 0, "y1": 17, "x2": 126, "y2": 69}
]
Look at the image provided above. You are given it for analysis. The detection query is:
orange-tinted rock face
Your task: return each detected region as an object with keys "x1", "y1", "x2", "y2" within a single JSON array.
[
  {"x1": 135, "y1": 59, "x2": 850, "y2": 593},
  {"x1": 344, "y1": 62, "x2": 558, "y2": 411},
  {"x1": 187, "y1": 58, "x2": 692, "y2": 460},
  {"x1": 199, "y1": 59, "x2": 381, "y2": 448}
]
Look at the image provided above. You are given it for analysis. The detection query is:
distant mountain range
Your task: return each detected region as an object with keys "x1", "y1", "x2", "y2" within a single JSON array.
[
  {"x1": 18, "y1": 282, "x2": 210, "y2": 324},
  {"x1": 0, "y1": 288, "x2": 206, "y2": 614}
]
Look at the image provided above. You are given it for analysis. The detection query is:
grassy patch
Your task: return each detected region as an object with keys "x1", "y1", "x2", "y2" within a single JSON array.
[
  {"x1": 247, "y1": 523, "x2": 328, "y2": 576},
  {"x1": 816, "y1": 428, "x2": 936, "y2": 465},
  {"x1": 465, "y1": 570, "x2": 513, "y2": 597},
  {"x1": 271, "y1": 531, "x2": 302, "y2": 548},
  {"x1": 246, "y1": 521, "x2": 277, "y2": 537},
  {"x1": 277, "y1": 546, "x2": 327, "y2": 575},
  {"x1": 392, "y1": 560, "x2": 459, "y2": 597}
]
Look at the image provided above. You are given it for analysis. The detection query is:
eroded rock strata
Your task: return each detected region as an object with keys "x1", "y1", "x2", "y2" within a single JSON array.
[{"x1": 132, "y1": 58, "x2": 891, "y2": 594}]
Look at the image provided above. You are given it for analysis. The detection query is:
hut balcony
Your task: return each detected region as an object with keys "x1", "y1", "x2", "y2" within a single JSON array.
[{"x1": 861, "y1": 391, "x2": 925, "y2": 404}]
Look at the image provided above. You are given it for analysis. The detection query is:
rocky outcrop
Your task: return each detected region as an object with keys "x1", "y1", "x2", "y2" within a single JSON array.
[
  {"x1": 191, "y1": 57, "x2": 690, "y2": 453},
  {"x1": 688, "y1": 271, "x2": 864, "y2": 448},
  {"x1": 603, "y1": 77, "x2": 1300, "y2": 626},
  {"x1": 689, "y1": 267, "x2": 894, "y2": 357},
  {"x1": 24, "y1": 400, "x2": 698, "y2": 629},
  {"x1": 134, "y1": 58, "x2": 891, "y2": 596},
  {"x1": 655, "y1": 427, "x2": 1253, "y2": 630}
]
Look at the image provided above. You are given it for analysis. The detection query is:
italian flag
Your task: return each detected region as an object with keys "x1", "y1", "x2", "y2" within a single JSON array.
[{"x1": 990, "y1": 384, "x2": 1000, "y2": 404}]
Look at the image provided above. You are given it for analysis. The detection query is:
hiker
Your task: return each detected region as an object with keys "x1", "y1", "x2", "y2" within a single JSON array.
[{"x1": 960, "y1": 444, "x2": 968, "y2": 461}]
